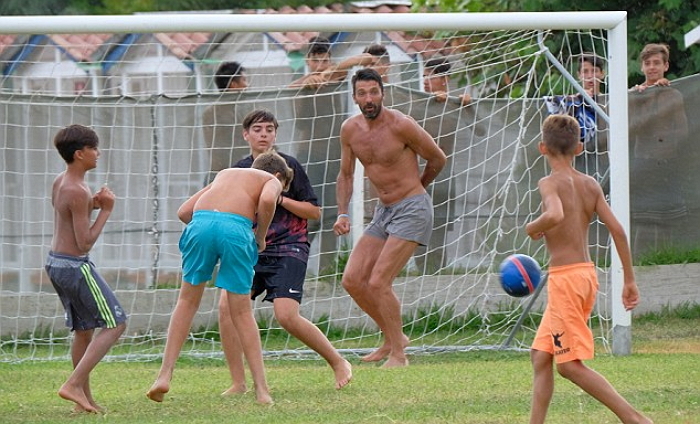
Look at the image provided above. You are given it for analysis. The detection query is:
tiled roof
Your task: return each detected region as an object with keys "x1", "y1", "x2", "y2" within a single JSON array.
[
  {"x1": 153, "y1": 32, "x2": 213, "y2": 60},
  {"x1": 0, "y1": 2, "x2": 454, "y2": 64},
  {"x1": 48, "y1": 33, "x2": 113, "y2": 61}
]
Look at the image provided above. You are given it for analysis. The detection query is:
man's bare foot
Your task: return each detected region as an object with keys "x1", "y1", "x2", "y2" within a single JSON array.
[
  {"x1": 254, "y1": 389, "x2": 273, "y2": 405},
  {"x1": 58, "y1": 383, "x2": 98, "y2": 413},
  {"x1": 381, "y1": 355, "x2": 409, "y2": 368},
  {"x1": 361, "y1": 334, "x2": 410, "y2": 363},
  {"x1": 146, "y1": 379, "x2": 170, "y2": 403},
  {"x1": 360, "y1": 345, "x2": 389, "y2": 363},
  {"x1": 332, "y1": 359, "x2": 353, "y2": 389},
  {"x1": 221, "y1": 384, "x2": 247, "y2": 396}
]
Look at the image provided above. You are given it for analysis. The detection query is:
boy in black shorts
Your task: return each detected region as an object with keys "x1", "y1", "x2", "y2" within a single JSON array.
[{"x1": 218, "y1": 110, "x2": 352, "y2": 392}]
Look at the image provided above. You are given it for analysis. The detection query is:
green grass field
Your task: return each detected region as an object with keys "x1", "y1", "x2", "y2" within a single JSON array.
[{"x1": 1, "y1": 312, "x2": 698, "y2": 424}]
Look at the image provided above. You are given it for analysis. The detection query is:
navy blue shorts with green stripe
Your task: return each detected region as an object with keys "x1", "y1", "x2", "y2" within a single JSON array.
[{"x1": 45, "y1": 251, "x2": 127, "y2": 331}]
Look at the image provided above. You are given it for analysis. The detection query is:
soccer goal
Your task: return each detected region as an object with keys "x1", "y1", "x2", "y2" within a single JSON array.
[{"x1": 0, "y1": 11, "x2": 631, "y2": 362}]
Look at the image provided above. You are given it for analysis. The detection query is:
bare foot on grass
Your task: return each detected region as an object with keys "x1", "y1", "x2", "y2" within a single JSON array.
[
  {"x1": 381, "y1": 355, "x2": 409, "y2": 368},
  {"x1": 360, "y1": 345, "x2": 389, "y2": 362},
  {"x1": 73, "y1": 402, "x2": 103, "y2": 414},
  {"x1": 146, "y1": 379, "x2": 170, "y2": 403},
  {"x1": 333, "y1": 359, "x2": 353, "y2": 389},
  {"x1": 221, "y1": 384, "x2": 248, "y2": 396},
  {"x1": 361, "y1": 334, "x2": 410, "y2": 363},
  {"x1": 58, "y1": 383, "x2": 98, "y2": 413},
  {"x1": 254, "y1": 387, "x2": 273, "y2": 405}
]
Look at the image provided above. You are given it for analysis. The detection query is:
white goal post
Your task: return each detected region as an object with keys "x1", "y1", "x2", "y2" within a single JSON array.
[{"x1": 0, "y1": 11, "x2": 632, "y2": 361}]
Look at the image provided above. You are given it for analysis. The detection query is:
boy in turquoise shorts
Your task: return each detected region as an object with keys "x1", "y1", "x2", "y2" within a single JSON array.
[{"x1": 147, "y1": 149, "x2": 293, "y2": 405}]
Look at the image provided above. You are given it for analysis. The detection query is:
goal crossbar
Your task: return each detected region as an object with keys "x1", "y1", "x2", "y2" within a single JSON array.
[{"x1": 0, "y1": 11, "x2": 627, "y2": 34}]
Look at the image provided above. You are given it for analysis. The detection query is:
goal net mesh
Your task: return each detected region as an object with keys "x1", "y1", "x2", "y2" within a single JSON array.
[{"x1": 0, "y1": 20, "x2": 617, "y2": 362}]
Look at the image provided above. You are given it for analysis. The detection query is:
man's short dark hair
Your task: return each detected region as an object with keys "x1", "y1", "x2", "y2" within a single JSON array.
[
  {"x1": 425, "y1": 57, "x2": 451, "y2": 75},
  {"x1": 351, "y1": 68, "x2": 384, "y2": 95},
  {"x1": 214, "y1": 61, "x2": 245, "y2": 91},
  {"x1": 307, "y1": 36, "x2": 331, "y2": 57}
]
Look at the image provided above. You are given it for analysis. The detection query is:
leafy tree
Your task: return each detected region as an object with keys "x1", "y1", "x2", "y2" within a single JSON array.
[
  {"x1": 0, "y1": 0, "x2": 73, "y2": 15},
  {"x1": 413, "y1": 0, "x2": 700, "y2": 83}
]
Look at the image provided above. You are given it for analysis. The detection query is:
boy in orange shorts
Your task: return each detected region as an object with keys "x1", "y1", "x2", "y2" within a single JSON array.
[{"x1": 525, "y1": 114, "x2": 652, "y2": 424}]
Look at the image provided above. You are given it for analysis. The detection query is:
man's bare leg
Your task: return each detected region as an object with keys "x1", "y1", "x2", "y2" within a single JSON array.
[
  {"x1": 373, "y1": 237, "x2": 418, "y2": 368},
  {"x1": 59, "y1": 324, "x2": 125, "y2": 412},
  {"x1": 147, "y1": 282, "x2": 205, "y2": 402},
  {"x1": 218, "y1": 291, "x2": 248, "y2": 395},
  {"x1": 342, "y1": 235, "x2": 416, "y2": 366},
  {"x1": 341, "y1": 235, "x2": 392, "y2": 362},
  {"x1": 273, "y1": 298, "x2": 352, "y2": 389},
  {"x1": 226, "y1": 291, "x2": 273, "y2": 404}
]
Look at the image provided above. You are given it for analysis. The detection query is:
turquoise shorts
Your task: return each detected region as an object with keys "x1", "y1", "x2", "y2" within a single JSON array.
[{"x1": 179, "y1": 210, "x2": 257, "y2": 294}]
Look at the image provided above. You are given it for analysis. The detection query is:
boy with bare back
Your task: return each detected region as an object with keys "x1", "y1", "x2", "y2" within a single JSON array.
[
  {"x1": 526, "y1": 114, "x2": 653, "y2": 424},
  {"x1": 146, "y1": 149, "x2": 293, "y2": 405},
  {"x1": 45, "y1": 124, "x2": 127, "y2": 413},
  {"x1": 333, "y1": 68, "x2": 446, "y2": 368}
]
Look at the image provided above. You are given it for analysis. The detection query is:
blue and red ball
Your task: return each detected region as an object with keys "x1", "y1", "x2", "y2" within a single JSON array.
[{"x1": 499, "y1": 254, "x2": 541, "y2": 297}]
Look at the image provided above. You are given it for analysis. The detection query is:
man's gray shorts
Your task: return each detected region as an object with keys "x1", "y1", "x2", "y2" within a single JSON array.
[{"x1": 364, "y1": 192, "x2": 433, "y2": 246}]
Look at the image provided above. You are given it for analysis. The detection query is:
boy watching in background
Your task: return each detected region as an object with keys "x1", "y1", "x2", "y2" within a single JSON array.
[
  {"x1": 422, "y1": 57, "x2": 471, "y2": 106},
  {"x1": 545, "y1": 53, "x2": 609, "y2": 194}
]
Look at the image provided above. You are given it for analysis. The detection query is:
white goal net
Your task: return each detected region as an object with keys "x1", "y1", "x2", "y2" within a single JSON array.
[{"x1": 0, "y1": 12, "x2": 631, "y2": 362}]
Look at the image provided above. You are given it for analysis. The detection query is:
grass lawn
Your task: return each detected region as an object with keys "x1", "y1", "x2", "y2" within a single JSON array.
[{"x1": 1, "y1": 315, "x2": 698, "y2": 424}]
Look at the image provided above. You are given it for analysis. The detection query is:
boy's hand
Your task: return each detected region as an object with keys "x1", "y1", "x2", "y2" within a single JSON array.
[
  {"x1": 432, "y1": 91, "x2": 448, "y2": 103},
  {"x1": 93, "y1": 186, "x2": 115, "y2": 211},
  {"x1": 525, "y1": 222, "x2": 544, "y2": 240},
  {"x1": 256, "y1": 237, "x2": 266, "y2": 253},
  {"x1": 622, "y1": 283, "x2": 640, "y2": 311}
]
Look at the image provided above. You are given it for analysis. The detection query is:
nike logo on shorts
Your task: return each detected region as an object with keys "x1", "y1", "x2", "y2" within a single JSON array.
[{"x1": 289, "y1": 289, "x2": 301, "y2": 294}]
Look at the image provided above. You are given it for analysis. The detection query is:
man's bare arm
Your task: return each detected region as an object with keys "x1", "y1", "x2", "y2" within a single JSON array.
[
  {"x1": 333, "y1": 125, "x2": 357, "y2": 236},
  {"x1": 402, "y1": 117, "x2": 446, "y2": 188}
]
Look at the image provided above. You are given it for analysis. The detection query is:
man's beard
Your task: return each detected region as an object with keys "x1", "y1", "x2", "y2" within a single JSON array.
[{"x1": 361, "y1": 102, "x2": 382, "y2": 120}]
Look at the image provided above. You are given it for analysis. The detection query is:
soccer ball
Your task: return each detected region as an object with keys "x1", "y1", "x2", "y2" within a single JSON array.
[{"x1": 499, "y1": 254, "x2": 541, "y2": 297}]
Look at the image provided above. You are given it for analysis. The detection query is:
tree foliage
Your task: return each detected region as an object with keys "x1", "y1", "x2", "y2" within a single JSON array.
[
  {"x1": 413, "y1": 0, "x2": 700, "y2": 83},
  {"x1": 4, "y1": 0, "x2": 333, "y2": 15}
]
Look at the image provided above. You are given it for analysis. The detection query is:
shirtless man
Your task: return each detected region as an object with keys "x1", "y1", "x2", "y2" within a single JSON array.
[
  {"x1": 45, "y1": 124, "x2": 127, "y2": 413},
  {"x1": 333, "y1": 68, "x2": 446, "y2": 368}
]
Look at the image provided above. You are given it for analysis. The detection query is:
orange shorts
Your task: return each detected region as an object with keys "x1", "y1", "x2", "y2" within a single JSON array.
[{"x1": 531, "y1": 262, "x2": 599, "y2": 363}]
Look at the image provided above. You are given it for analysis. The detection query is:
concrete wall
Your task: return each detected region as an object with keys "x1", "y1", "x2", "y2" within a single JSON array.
[{"x1": 1, "y1": 264, "x2": 698, "y2": 338}]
